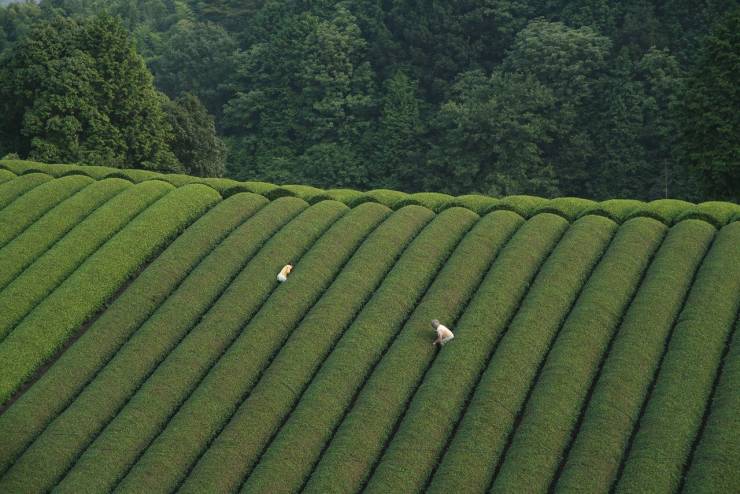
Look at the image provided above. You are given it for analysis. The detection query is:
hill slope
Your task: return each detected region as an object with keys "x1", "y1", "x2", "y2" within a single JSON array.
[{"x1": 0, "y1": 161, "x2": 737, "y2": 494}]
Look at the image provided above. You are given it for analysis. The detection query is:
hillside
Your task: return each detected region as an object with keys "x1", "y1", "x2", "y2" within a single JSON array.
[{"x1": 0, "y1": 159, "x2": 737, "y2": 493}]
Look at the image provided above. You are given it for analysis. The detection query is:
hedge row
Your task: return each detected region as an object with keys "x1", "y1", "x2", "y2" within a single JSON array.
[
  {"x1": 0, "y1": 181, "x2": 172, "y2": 343},
  {"x1": 0, "y1": 172, "x2": 52, "y2": 210},
  {"x1": 360, "y1": 213, "x2": 568, "y2": 494},
  {"x1": 56, "y1": 203, "x2": 385, "y2": 493},
  {"x1": 0, "y1": 168, "x2": 16, "y2": 184},
  {"x1": 0, "y1": 175, "x2": 92, "y2": 248},
  {"x1": 178, "y1": 207, "x2": 478, "y2": 494},
  {"x1": 0, "y1": 198, "x2": 312, "y2": 493},
  {"x1": 427, "y1": 215, "x2": 617, "y2": 494},
  {"x1": 682, "y1": 316, "x2": 740, "y2": 494},
  {"x1": 614, "y1": 221, "x2": 740, "y2": 494},
  {"x1": 489, "y1": 218, "x2": 667, "y2": 493},
  {"x1": 553, "y1": 219, "x2": 716, "y2": 493},
  {"x1": 103, "y1": 203, "x2": 385, "y2": 493},
  {"x1": 2, "y1": 159, "x2": 738, "y2": 227},
  {"x1": 0, "y1": 178, "x2": 131, "y2": 291},
  {"x1": 300, "y1": 208, "x2": 518, "y2": 494},
  {"x1": 244, "y1": 208, "x2": 522, "y2": 492},
  {"x1": 0, "y1": 184, "x2": 219, "y2": 407},
  {"x1": 118, "y1": 205, "x2": 432, "y2": 494},
  {"x1": 0, "y1": 193, "x2": 270, "y2": 477},
  {"x1": 228, "y1": 209, "x2": 486, "y2": 494}
]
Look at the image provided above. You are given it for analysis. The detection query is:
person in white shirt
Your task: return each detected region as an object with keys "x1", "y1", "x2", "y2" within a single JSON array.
[
  {"x1": 432, "y1": 319, "x2": 454, "y2": 346},
  {"x1": 277, "y1": 262, "x2": 293, "y2": 283}
]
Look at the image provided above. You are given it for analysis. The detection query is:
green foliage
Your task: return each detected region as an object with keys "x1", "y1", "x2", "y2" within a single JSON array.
[
  {"x1": 0, "y1": 174, "x2": 91, "y2": 248},
  {"x1": 679, "y1": 9, "x2": 740, "y2": 201},
  {"x1": 428, "y1": 70, "x2": 559, "y2": 196},
  {"x1": 0, "y1": 172, "x2": 52, "y2": 209},
  {"x1": 554, "y1": 220, "x2": 716, "y2": 493},
  {"x1": 428, "y1": 215, "x2": 616, "y2": 493},
  {"x1": 490, "y1": 218, "x2": 666, "y2": 493},
  {"x1": 0, "y1": 191, "x2": 269, "y2": 476},
  {"x1": 0, "y1": 183, "x2": 219, "y2": 406},
  {"x1": 151, "y1": 19, "x2": 237, "y2": 115},
  {"x1": 55, "y1": 202, "x2": 373, "y2": 494},
  {"x1": 362, "y1": 212, "x2": 564, "y2": 494},
  {"x1": 0, "y1": 15, "x2": 180, "y2": 171},
  {"x1": 0, "y1": 164, "x2": 736, "y2": 490},
  {"x1": 304, "y1": 208, "x2": 513, "y2": 494},
  {"x1": 0, "y1": 181, "x2": 171, "y2": 343},
  {"x1": 162, "y1": 92, "x2": 226, "y2": 177},
  {"x1": 682, "y1": 317, "x2": 740, "y2": 494},
  {"x1": 116, "y1": 203, "x2": 392, "y2": 493},
  {"x1": 0, "y1": 178, "x2": 130, "y2": 290},
  {"x1": 615, "y1": 221, "x2": 740, "y2": 494}
]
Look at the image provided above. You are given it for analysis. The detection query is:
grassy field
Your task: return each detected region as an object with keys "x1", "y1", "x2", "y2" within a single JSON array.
[{"x1": 0, "y1": 162, "x2": 737, "y2": 493}]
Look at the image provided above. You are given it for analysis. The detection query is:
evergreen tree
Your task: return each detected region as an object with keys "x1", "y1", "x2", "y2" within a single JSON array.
[
  {"x1": 679, "y1": 8, "x2": 740, "y2": 201},
  {"x1": 0, "y1": 14, "x2": 181, "y2": 171},
  {"x1": 163, "y1": 92, "x2": 226, "y2": 177}
]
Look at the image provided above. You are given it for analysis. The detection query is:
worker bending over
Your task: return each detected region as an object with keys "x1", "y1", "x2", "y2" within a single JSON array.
[
  {"x1": 277, "y1": 263, "x2": 293, "y2": 283},
  {"x1": 432, "y1": 319, "x2": 454, "y2": 346}
]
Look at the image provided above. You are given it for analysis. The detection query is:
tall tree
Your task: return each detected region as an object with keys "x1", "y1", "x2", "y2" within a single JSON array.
[
  {"x1": 427, "y1": 70, "x2": 559, "y2": 197},
  {"x1": 223, "y1": 4, "x2": 376, "y2": 186},
  {"x1": 679, "y1": 8, "x2": 740, "y2": 201},
  {"x1": 0, "y1": 14, "x2": 180, "y2": 170},
  {"x1": 163, "y1": 92, "x2": 226, "y2": 176},
  {"x1": 151, "y1": 19, "x2": 238, "y2": 117}
]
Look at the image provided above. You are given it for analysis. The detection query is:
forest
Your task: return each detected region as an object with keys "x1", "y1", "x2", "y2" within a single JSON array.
[{"x1": 0, "y1": 0, "x2": 737, "y2": 201}]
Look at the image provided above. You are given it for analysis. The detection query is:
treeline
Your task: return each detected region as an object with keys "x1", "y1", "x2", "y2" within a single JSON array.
[{"x1": 0, "y1": 0, "x2": 737, "y2": 201}]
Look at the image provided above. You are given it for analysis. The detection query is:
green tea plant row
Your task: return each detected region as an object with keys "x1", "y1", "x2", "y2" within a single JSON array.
[
  {"x1": 0, "y1": 184, "x2": 219, "y2": 406},
  {"x1": 208, "y1": 207, "x2": 492, "y2": 494},
  {"x1": 0, "y1": 168, "x2": 16, "y2": 184},
  {"x1": 0, "y1": 178, "x2": 132, "y2": 291},
  {"x1": 488, "y1": 218, "x2": 667, "y2": 493},
  {"x1": 299, "y1": 208, "x2": 519, "y2": 494},
  {"x1": 335, "y1": 213, "x2": 567, "y2": 494},
  {"x1": 0, "y1": 181, "x2": 172, "y2": 342},
  {"x1": 2, "y1": 159, "x2": 739, "y2": 227},
  {"x1": 0, "y1": 193, "x2": 270, "y2": 476},
  {"x1": 180, "y1": 207, "x2": 486, "y2": 494},
  {"x1": 55, "y1": 203, "x2": 386, "y2": 493},
  {"x1": 553, "y1": 219, "x2": 716, "y2": 493},
  {"x1": 116, "y1": 206, "x2": 433, "y2": 493},
  {"x1": 0, "y1": 175, "x2": 92, "y2": 248},
  {"x1": 614, "y1": 221, "x2": 740, "y2": 494},
  {"x1": 426, "y1": 215, "x2": 617, "y2": 494},
  {"x1": 0, "y1": 198, "x2": 317, "y2": 492},
  {"x1": 0, "y1": 172, "x2": 52, "y2": 209},
  {"x1": 682, "y1": 315, "x2": 740, "y2": 493}
]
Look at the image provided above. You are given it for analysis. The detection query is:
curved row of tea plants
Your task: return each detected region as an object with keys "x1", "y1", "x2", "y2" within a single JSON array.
[
  {"x1": 0, "y1": 164, "x2": 736, "y2": 493},
  {"x1": 2, "y1": 159, "x2": 739, "y2": 227}
]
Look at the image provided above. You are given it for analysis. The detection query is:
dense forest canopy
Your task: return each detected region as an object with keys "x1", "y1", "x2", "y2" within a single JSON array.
[{"x1": 0, "y1": 0, "x2": 737, "y2": 201}]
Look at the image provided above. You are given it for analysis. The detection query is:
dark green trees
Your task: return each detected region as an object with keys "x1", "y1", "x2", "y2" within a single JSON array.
[
  {"x1": 163, "y1": 92, "x2": 226, "y2": 177},
  {"x1": 0, "y1": 15, "x2": 180, "y2": 171},
  {"x1": 679, "y1": 8, "x2": 740, "y2": 201}
]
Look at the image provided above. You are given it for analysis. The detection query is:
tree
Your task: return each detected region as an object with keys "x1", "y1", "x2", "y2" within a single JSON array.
[
  {"x1": 427, "y1": 70, "x2": 559, "y2": 197},
  {"x1": 366, "y1": 71, "x2": 425, "y2": 190},
  {"x1": 163, "y1": 92, "x2": 226, "y2": 177},
  {"x1": 151, "y1": 19, "x2": 238, "y2": 117},
  {"x1": 502, "y1": 19, "x2": 611, "y2": 195},
  {"x1": 223, "y1": 5, "x2": 376, "y2": 187},
  {"x1": 679, "y1": 9, "x2": 740, "y2": 201},
  {"x1": 0, "y1": 14, "x2": 181, "y2": 171}
]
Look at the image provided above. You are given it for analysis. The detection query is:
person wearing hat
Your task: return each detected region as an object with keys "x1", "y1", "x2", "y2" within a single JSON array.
[
  {"x1": 432, "y1": 319, "x2": 454, "y2": 346},
  {"x1": 277, "y1": 262, "x2": 294, "y2": 283}
]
